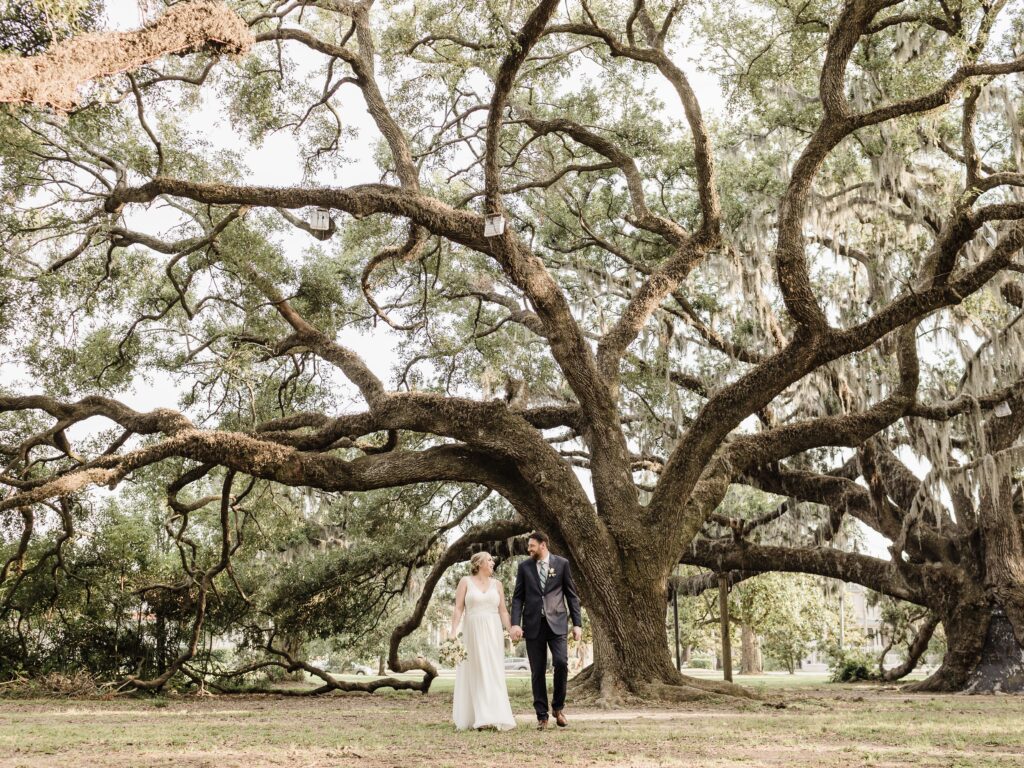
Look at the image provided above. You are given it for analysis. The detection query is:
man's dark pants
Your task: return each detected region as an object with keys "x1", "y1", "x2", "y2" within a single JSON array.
[{"x1": 525, "y1": 620, "x2": 568, "y2": 721}]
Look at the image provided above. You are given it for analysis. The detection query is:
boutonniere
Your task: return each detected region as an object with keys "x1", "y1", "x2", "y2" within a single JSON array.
[{"x1": 547, "y1": 567, "x2": 556, "y2": 578}]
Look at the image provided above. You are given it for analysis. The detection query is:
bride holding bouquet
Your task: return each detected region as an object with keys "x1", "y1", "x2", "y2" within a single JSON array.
[{"x1": 448, "y1": 552, "x2": 517, "y2": 731}]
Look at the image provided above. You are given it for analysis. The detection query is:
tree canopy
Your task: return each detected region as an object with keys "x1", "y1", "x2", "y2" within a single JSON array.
[{"x1": 3, "y1": 0, "x2": 1024, "y2": 699}]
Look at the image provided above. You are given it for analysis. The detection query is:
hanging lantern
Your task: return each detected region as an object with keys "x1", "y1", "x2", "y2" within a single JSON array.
[
  {"x1": 308, "y1": 207, "x2": 331, "y2": 231},
  {"x1": 484, "y1": 213, "x2": 505, "y2": 237},
  {"x1": 994, "y1": 401, "x2": 1013, "y2": 418}
]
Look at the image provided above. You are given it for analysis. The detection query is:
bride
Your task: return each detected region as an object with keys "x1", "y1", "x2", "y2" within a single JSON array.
[{"x1": 449, "y1": 552, "x2": 517, "y2": 731}]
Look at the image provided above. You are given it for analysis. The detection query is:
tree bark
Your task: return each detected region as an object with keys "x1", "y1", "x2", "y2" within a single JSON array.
[
  {"x1": 910, "y1": 573, "x2": 1024, "y2": 693},
  {"x1": 918, "y1": 445, "x2": 1024, "y2": 693},
  {"x1": 281, "y1": 633, "x2": 305, "y2": 682},
  {"x1": 740, "y1": 624, "x2": 763, "y2": 675},
  {"x1": 0, "y1": 1, "x2": 253, "y2": 109},
  {"x1": 881, "y1": 614, "x2": 939, "y2": 682},
  {"x1": 567, "y1": 569, "x2": 751, "y2": 705},
  {"x1": 682, "y1": 534, "x2": 1024, "y2": 693}
]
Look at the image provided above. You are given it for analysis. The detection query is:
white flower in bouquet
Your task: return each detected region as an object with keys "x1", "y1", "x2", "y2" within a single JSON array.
[{"x1": 439, "y1": 636, "x2": 468, "y2": 667}]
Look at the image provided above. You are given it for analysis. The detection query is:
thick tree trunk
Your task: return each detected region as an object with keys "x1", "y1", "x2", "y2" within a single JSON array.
[
  {"x1": 962, "y1": 605, "x2": 1024, "y2": 693},
  {"x1": 567, "y1": 572, "x2": 751, "y2": 705},
  {"x1": 908, "y1": 586, "x2": 1024, "y2": 693},
  {"x1": 871, "y1": 448, "x2": 1024, "y2": 694},
  {"x1": 740, "y1": 624, "x2": 762, "y2": 675},
  {"x1": 914, "y1": 419, "x2": 1024, "y2": 693}
]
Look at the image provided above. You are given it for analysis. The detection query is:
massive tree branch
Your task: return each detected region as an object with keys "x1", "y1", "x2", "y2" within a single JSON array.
[
  {"x1": 651, "y1": 216, "x2": 1024, "y2": 534},
  {"x1": 682, "y1": 539, "x2": 927, "y2": 603},
  {"x1": 0, "y1": 1, "x2": 253, "y2": 109}
]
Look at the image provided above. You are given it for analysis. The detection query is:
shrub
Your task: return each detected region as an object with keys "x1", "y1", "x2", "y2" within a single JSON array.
[{"x1": 828, "y1": 648, "x2": 879, "y2": 683}]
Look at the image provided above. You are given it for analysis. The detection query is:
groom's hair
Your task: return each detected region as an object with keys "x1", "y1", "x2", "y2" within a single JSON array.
[{"x1": 528, "y1": 531, "x2": 549, "y2": 545}]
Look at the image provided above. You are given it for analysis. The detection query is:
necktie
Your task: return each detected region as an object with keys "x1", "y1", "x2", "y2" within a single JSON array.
[{"x1": 539, "y1": 561, "x2": 547, "y2": 591}]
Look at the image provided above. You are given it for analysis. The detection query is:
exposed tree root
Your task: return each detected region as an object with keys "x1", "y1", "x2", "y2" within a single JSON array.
[
  {"x1": 194, "y1": 676, "x2": 433, "y2": 696},
  {"x1": 902, "y1": 668, "x2": 963, "y2": 693},
  {"x1": 568, "y1": 664, "x2": 759, "y2": 708},
  {"x1": 175, "y1": 660, "x2": 433, "y2": 696}
]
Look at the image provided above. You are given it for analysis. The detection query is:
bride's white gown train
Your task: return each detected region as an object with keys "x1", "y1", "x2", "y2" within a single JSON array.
[{"x1": 452, "y1": 578, "x2": 517, "y2": 731}]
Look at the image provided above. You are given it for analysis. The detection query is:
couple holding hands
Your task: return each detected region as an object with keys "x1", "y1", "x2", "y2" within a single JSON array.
[{"x1": 449, "y1": 531, "x2": 582, "y2": 731}]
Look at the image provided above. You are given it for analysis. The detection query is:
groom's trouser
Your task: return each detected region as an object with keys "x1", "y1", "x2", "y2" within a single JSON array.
[{"x1": 526, "y1": 621, "x2": 568, "y2": 721}]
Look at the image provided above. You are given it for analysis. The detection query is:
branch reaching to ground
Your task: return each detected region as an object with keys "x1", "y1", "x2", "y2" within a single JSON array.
[
  {"x1": 386, "y1": 517, "x2": 531, "y2": 685},
  {"x1": 881, "y1": 612, "x2": 941, "y2": 682}
]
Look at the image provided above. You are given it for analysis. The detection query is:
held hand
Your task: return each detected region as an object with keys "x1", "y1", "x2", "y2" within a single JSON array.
[
  {"x1": 510, "y1": 625, "x2": 523, "y2": 642},
  {"x1": 572, "y1": 626, "x2": 582, "y2": 643}
]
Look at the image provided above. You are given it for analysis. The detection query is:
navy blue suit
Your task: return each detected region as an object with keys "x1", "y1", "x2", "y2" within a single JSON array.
[{"x1": 511, "y1": 554, "x2": 582, "y2": 720}]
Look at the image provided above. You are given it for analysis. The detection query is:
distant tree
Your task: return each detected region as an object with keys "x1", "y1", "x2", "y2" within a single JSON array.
[{"x1": 675, "y1": 569, "x2": 834, "y2": 675}]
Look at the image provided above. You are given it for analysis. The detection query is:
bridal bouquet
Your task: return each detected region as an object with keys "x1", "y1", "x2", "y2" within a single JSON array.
[{"x1": 439, "y1": 636, "x2": 468, "y2": 667}]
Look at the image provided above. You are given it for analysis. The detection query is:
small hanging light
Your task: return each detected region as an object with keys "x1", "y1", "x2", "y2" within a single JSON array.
[
  {"x1": 308, "y1": 207, "x2": 331, "y2": 232},
  {"x1": 994, "y1": 401, "x2": 1013, "y2": 418},
  {"x1": 484, "y1": 213, "x2": 505, "y2": 237}
]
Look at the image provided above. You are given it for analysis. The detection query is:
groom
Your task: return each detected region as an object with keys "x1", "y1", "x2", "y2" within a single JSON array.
[{"x1": 510, "y1": 531, "x2": 582, "y2": 730}]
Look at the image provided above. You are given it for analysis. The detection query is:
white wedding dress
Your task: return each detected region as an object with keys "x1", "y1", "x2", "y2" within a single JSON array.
[{"x1": 452, "y1": 578, "x2": 517, "y2": 731}]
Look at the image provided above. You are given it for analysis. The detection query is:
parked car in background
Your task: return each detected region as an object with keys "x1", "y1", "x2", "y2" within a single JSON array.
[
  {"x1": 504, "y1": 657, "x2": 530, "y2": 671},
  {"x1": 350, "y1": 663, "x2": 375, "y2": 675}
]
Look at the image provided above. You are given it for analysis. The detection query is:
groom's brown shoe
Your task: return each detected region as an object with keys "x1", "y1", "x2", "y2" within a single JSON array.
[
  {"x1": 554, "y1": 710, "x2": 568, "y2": 728},
  {"x1": 536, "y1": 719, "x2": 549, "y2": 730}
]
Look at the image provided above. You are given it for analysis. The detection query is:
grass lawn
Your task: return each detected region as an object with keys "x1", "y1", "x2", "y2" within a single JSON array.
[{"x1": 2, "y1": 676, "x2": 1023, "y2": 767}]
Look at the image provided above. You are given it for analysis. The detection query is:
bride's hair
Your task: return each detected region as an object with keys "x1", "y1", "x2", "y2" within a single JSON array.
[{"x1": 469, "y1": 552, "x2": 492, "y2": 575}]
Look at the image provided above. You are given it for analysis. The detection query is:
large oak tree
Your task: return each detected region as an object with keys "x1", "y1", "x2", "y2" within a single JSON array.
[{"x1": 3, "y1": 0, "x2": 1024, "y2": 700}]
